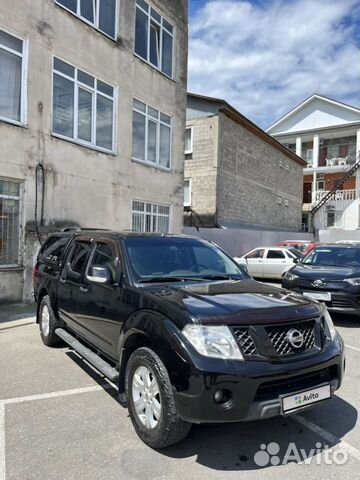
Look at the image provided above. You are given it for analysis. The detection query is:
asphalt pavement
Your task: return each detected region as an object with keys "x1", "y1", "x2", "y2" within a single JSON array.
[{"x1": 0, "y1": 298, "x2": 359, "y2": 480}]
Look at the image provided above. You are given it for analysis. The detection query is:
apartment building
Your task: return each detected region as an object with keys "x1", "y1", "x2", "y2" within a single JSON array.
[
  {"x1": 184, "y1": 93, "x2": 306, "y2": 231},
  {"x1": 0, "y1": 0, "x2": 188, "y2": 302},
  {"x1": 267, "y1": 94, "x2": 360, "y2": 232}
]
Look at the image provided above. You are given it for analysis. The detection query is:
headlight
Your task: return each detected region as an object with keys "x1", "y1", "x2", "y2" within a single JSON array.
[
  {"x1": 323, "y1": 308, "x2": 337, "y2": 341},
  {"x1": 344, "y1": 277, "x2": 360, "y2": 286},
  {"x1": 284, "y1": 272, "x2": 299, "y2": 281},
  {"x1": 182, "y1": 325, "x2": 244, "y2": 360}
]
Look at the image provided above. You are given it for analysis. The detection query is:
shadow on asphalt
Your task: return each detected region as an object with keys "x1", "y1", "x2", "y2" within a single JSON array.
[
  {"x1": 160, "y1": 395, "x2": 357, "y2": 470},
  {"x1": 65, "y1": 351, "x2": 124, "y2": 405},
  {"x1": 65, "y1": 348, "x2": 357, "y2": 471}
]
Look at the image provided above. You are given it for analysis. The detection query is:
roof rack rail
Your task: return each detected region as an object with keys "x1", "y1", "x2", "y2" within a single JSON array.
[{"x1": 60, "y1": 227, "x2": 111, "y2": 232}]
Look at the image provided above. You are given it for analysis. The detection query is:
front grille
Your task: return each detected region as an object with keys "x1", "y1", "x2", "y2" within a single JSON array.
[
  {"x1": 266, "y1": 320, "x2": 315, "y2": 356},
  {"x1": 233, "y1": 328, "x2": 258, "y2": 356},
  {"x1": 330, "y1": 297, "x2": 355, "y2": 308},
  {"x1": 254, "y1": 366, "x2": 338, "y2": 401}
]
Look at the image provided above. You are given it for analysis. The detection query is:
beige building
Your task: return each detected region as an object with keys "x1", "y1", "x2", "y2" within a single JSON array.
[
  {"x1": 184, "y1": 93, "x2": 306, "y2": 231},
  {"x1": 0, "y1": 0, "x2": 188, "y2": 302}
]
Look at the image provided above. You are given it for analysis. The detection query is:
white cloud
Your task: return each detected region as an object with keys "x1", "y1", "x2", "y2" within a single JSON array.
[{"x1": 188, "y1": 0, "x2": 360, "y2": 128}]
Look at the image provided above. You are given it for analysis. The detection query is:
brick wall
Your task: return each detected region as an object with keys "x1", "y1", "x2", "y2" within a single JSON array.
[{"x1": 304, "y1": 173, "x2": 356, "y2": 191}]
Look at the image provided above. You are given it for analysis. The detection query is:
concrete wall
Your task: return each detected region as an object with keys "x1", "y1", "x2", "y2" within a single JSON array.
[
  {"x1": 216, "y1": 112, "x2": 303, "y2": 230},
  {"x1": 318, "y1": 228, "x2": 360, "y2": 243},
  {"x1": 183, "y1": 227, "x2": 313, "y2": 258},
  {"x1": 0, "y1": 0, "x2": 188, "y2": 302}
]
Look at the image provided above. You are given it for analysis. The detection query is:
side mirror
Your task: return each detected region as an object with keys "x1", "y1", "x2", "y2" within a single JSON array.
[
  {"x1": 293, "y1": 257, "x2": 300, "y2": 264},
  {"x1": 87, "y1": 265, "x2": 112, "y2": 284}
]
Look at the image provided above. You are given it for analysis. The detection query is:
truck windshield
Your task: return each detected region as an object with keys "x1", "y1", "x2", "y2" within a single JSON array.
[
  {"x1": 303, "y1": 247, "x2": 360, "y2": 267},
  {"x1": 124, "y1": 237, "x2": 250, "y2": 283}
]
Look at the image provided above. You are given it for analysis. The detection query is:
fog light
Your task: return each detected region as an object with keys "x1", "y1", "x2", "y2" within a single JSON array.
[
  {"x1": 214, "y1": 390, "x2": 224, "y2": 403},
  {"x1": 213, "y1": 389, "x2": 232, "y2": 406}
]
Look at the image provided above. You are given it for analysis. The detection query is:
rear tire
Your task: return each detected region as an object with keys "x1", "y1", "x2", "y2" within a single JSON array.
[
  {"x1": 39, "y1": 295, "x2": 60, "y2": 347},
  {"x1": 125, "y1": 347, "x2": 191, "y2": 449}
]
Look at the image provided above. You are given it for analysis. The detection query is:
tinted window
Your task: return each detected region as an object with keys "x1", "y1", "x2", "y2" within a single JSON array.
[
  {"x1": 124, "y1": 237, "x2": 249, "y2": 281},
  {"x1": 267, "y1": 250, "x2": 285, "y2": 259},
  {"x1": 68, "y1": 242, "x2": 91, "y2": 274},
  {"x1": 303, "y1": 247, "x2": 360, "y2": 267},
  {"x1": 39, "y1": 236, "x2": 69, "y2": 263},
  {"x1": 89, "y1": 243, "x2": 117, "y2": 281}
]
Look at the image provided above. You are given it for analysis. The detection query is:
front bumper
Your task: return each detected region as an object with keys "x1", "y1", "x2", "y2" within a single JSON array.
[
  {"x1": 282, "y1": 282, "x2": 360, "y2": 315},
  {"x1": 174, "y1": 335, "x2": 345, "y2": 424}
]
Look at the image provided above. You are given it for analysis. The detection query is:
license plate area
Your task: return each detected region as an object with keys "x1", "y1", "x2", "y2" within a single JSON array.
[
  {"x1": 281, "y1": 384, "x2": 331, "y2": 414},
  {"x1": 303, "y1": 291, "x2": 331, "y2": 301}
]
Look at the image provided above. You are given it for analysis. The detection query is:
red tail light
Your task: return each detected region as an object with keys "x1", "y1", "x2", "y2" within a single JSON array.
[{"x1": 33, "y1": 263, "x2": 40, "y2": 283}]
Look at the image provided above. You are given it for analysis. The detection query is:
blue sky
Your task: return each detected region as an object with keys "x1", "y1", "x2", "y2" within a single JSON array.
[{"x1": 188, "y1": 0, "x2": 360, "y2": 128}]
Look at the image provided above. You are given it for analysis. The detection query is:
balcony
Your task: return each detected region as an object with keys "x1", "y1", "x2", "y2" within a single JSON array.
[
  {"x1": 312, "y1": 188, "x2": 358, "y2": 205},
  {"x1": 303, "y1": 141, "x2": 357, "y2": 171}
]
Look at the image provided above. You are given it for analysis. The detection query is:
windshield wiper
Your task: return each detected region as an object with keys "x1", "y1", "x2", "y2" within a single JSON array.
[
  {"x1": 138, "y1": 276, "x2": 205, "y2": 284},
  {"x1": 196, "y1": 274, "x2": 240, "y2": 281}
]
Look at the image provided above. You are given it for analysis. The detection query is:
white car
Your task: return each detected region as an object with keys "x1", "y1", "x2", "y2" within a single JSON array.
[
  {"x1": 335, "y1": 240, "x2": 360, "y2": 244},
  {"x1": 234, "y1": 247, "x2": 302, "y2": 279}
]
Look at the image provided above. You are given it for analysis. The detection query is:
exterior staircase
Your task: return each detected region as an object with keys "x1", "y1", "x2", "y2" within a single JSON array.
[{"x1": 311, "y1": 152, "x2": 360, "y2": 216}]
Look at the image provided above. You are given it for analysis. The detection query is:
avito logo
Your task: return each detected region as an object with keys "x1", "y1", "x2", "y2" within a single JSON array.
[{"x1": 295, "y1": 392, "x2": 319, "y2": 406}]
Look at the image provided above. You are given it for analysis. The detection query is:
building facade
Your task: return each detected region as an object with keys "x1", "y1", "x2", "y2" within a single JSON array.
[
  {"x1": 0, "y1": 0, "x2": 188, "y2": 302},
  {"x1": 267, "y1": 95, "x2": 360, "y2": 232},
  {"x1": 184, "y1": 94, "x2": 306, "y2": 231}
]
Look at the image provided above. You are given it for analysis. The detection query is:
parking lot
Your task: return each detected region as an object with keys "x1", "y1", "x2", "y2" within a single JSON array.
[{"x1": 0, "y1": 312, "x2": 359, "y2": 480}]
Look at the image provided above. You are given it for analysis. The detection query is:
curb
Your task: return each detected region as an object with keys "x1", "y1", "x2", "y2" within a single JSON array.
[{"x1": 0, "y1": 317, "x2": 36, "y2": 331}]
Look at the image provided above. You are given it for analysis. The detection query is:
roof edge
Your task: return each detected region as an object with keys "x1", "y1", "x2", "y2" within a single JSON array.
[
  {"x1": 187, "y1": 92, "x2": 306, "y2": 166},
  {"x1": 266, "y1": 94, "x2": 360, "y2": 133}
]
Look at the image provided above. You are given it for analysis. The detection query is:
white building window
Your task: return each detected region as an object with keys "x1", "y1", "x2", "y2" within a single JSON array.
[
  {"x1": 132, "y1": 200, "x2": 170, "y2": 233},
  {"x1": 52, "y1": 57, "x2": 115, "y2": 152},
  {"x1": 135, "y1": 0, "x2": 174, "y2": 78},
  {"x1": 327, "y1": 211, "x2": 343, "y2": 228},
  {"x1": 0, "y1": 29, "x2": 27, "y2": 125},
  {"x1": 185, "y1": 127, "x2": 193, "y2": 154},
  {"x1": 132, "y1": 99, "x2": 172, "y2": 169},
  {"x1": 55, "y1": 0, "x2": 117, "y2": 39},
  {"x1": 184, "y1": 178, "x2": 191, "y2": 207},
  {"x1": 306, "y1": 149, "x2": 313, "y2": 164},
  {"x1": 0, "y1": 179, "x2": 21, "y2": 267},
  {"x1": 316, "y1": 180, "x2": 325, "y2": 191}
]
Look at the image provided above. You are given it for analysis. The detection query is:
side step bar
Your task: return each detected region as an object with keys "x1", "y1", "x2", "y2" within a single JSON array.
[{"x1": 56, "y1": 328, "x2": 119, "y2": 383}]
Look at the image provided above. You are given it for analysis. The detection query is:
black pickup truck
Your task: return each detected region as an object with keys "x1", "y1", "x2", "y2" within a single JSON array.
[{"x1": 33, "y1": 229, "x2": 345, "y2": 448}]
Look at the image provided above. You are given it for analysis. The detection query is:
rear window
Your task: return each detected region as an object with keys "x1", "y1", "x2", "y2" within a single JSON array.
[{"x1": 38, "y1": 235, "x2": 70, "y2": 264}]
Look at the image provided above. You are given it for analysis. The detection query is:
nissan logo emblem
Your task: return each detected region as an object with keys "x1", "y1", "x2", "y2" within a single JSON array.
[
  {"x1": 287, "y1": 328, "x2": 304, "y2": 349},
  {"x1": 312, "y1": 279, "x2": 324, "y2": 287}
]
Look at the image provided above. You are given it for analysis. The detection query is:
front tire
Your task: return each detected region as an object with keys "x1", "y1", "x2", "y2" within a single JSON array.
[
  {"x1": 125, "y1": 347, "x2": 191, "y2": 449},
  {"x1": 39, "y1": 295, "x2": 60, "y2": 347}
]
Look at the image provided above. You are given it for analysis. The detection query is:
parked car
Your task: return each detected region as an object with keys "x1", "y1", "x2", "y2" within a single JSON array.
[
  {"x1": 282, "y1": 244, "x2": 360, "y2": 316},
  {"x1": 277, "y1": 240, "x2": 318, "y2": 256},
  {"x1": 335, "y1": 240, "x2": 360, "y2": 244},
  {"x1": 33, "y1": 230, "x2": 344, "y2": 448},
  {"x1": 234, "y1": 247, "x2": 302, "y2": 279}
]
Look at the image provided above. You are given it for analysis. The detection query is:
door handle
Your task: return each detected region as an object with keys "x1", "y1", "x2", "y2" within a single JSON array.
[{"x1": 79, "y1": 286, "x2": 88, "y2": 293}]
